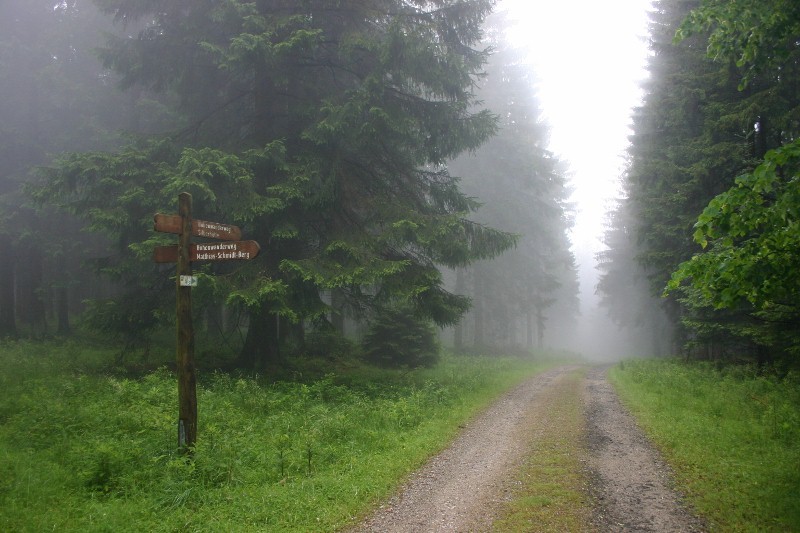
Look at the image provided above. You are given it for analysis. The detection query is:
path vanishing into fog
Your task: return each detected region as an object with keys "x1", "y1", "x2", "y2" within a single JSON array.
[{"x1": 350, "y1": 365, "x2": 705, "y2": 532}]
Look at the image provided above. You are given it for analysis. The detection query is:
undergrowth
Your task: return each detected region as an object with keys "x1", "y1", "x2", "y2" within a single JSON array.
[
  {"x1": 0, "y1": 339, "x2": 552, "y2": 532},
  {"x1": 610, "y1": 358, "x2": 800, "y2": 532}
]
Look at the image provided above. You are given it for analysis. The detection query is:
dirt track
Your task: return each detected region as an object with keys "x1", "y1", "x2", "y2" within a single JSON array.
[
  {"x1": 584, "y1": 366, "x2": 705, "y2": 532},
  {"x1": 350, "y1": 365, "x2": 704, "y2": 532}
]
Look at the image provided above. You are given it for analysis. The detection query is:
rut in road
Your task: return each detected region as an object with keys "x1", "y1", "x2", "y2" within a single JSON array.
[
  {"x1": 585, "y1": 366, "x2": 705, "y2": 532},
  {"x1": 350, "y1": 364, "x2": 704, "y2": 532}
]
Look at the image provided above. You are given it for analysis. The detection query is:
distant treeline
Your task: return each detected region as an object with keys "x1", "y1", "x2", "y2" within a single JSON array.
[
  {"x1": 0, "y1": 2, "x2": 577, "y2": 367},
  {"x1": 599, "y1": 0, "x2": 800, "y2": 367}
]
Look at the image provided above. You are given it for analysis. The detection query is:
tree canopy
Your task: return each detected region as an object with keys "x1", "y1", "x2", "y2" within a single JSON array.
[
  {"x1": 602, "y1": 0, "x2": 800, "y2": 363},
  {"x1": 0, "y1": 0, "x2": 145, "y2": 338},
  {"x1": 448, "y1": 9, "x2": 577, "y2": 353},
  {"x1": 30, "y1": 0, "x2": 518, "y2": 366},
  {"x1": 664, "y1": 0, "x2": 800, "y2": 359}
]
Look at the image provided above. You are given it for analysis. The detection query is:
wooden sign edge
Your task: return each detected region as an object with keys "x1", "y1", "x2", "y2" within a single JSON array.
[
  {"x1": 153, "y1": 241, "x2": 260, "y2": 263},
  {"x1": 153, "y1": 213, "x2": 243, "y2": 242}
]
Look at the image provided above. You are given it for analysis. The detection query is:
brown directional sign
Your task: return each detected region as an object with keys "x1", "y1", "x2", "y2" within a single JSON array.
[
  {"x1": 153, "y1": 245, "x2": 180, "y2": 264},
  {"x1": 154, "y1": 240, "x2": 260, "y2": 263},
  {"x1": 154, "y1": 214, "x2": 242, "y2": 241}
]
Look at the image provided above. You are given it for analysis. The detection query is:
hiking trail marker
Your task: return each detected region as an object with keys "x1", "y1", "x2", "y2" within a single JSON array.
[{"x1": 154, "y1": 192, "x2": 260, "y2": 450}]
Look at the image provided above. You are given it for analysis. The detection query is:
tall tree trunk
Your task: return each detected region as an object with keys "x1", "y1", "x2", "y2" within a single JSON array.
[
  {"x1": 330, "y1": 289, "x2": 345, "y2": 334},
  {"x1": 526, "y1": 309, "x2": 533, "y2": 350},
  {"x1": 53, "y1": 252, "x2": 70, "y2": 336},
  {"x1": 285, "y1": 319, "x2": 305, "y2": 349},
  {"x1": 0, "y1": 235, "x2": 16, "y2": 338},
  {"x1": 454, "y1": 318, "x2": 464, "y2": 352},
  {"x1": 536, "y1": 308, "x2": 545, "y2": 350},
  {"x1": 473, "y1": 267, "x2": 485, "y2": 350},
  {"x1": 128, "y1": 86, "x2": 142, "y2": 133},
  {"x1": 756, "y1": 344, "x2": 772, "y2": 368},
  {"x1": 16, "y1": 245, "x2": 46, "y2": 335},
  {"x1": 453, "y1": 268, "x2": 465, "y2": 351},
  {"x1": 56, "y1": 285, "x2": 70, "y2": 335},
  {"x1": 240, "y1": 306, "x2": 280, "y2": 370},
  {"x1": 754, "y1": 115, "x2": 768, "y2": 159}
]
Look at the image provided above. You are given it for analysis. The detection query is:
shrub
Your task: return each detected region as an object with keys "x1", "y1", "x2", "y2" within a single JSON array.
[
  {"x1": 303, "y1": 327, "x2": 357, "y2": 360},
  {"x1": 362, "y1": 304, "x2": 440, "y2": 368}
]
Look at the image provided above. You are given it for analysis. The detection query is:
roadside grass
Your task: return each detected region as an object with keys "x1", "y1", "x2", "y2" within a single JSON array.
[
  {"x1": 493, "y1": 366, "x2": 589, "y2": 532},
  {"x1": 0, "y1": 339, "x2": 557, "y2": 532},
  {"x1": 610, "y1": 358, "x2": 800, "y2": 532}
]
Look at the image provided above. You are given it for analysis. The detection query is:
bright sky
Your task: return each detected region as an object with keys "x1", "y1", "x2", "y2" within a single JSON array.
[{"x1": 500, "y1": 0, "x2": 652, "y2": 302}]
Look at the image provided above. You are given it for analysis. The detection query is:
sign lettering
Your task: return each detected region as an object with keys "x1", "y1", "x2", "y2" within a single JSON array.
[
  {"x1": 154, "y1": 241, "x2": 260, "y2": 263},
  {"x1": 154, "y1": 214, "x2": 242, "y2": 241}
]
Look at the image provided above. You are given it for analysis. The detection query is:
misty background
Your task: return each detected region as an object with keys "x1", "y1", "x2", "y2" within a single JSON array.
[{"x1": 2, "y1": 0, "x2": 795, "y2": 368}]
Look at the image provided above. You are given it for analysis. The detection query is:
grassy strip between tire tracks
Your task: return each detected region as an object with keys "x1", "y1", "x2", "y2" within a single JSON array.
[
  {"x1": 610, "y1": 358, "x2": 800, "y2": 532},
  {"x1": 0, "y1": 340, "x2": 562, "y2": 532},
  {"x1": 493, "y1": 366, "x2": 590, "y2": 532}
]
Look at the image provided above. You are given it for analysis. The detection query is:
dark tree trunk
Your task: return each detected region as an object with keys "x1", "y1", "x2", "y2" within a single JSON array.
[
  {"x1": 0, "y1": 235, "x2": 16, "y2": 338},
  {"x1": 754, "y1": 115, "x2": 768, "y2": 159},
  {"x1": 330, "y1": 289, "x2": 345, "y2": 334},
  {"x1": 473, "y1": 268, "x2": 485, "y2": 350},
  {"x1": 240, "y1": 306, "x2": 281, "y2": 370},
  {"x1": 536, "y1": 308, "x2": 545, "y2": 350},
  {"x1": 128, "y1": 86, "x2": 142, "y2": 133},
  {"x1": 526, "y1": 310, "x2": 533, "y2": 350},
  {"x1": 52, "y1": 251, "x2": 71, "y2": 336},
  {"x1": 453, "y1": 322, "x2": 464, "y2": 352},
  {"x1": 453, "y1": 268, "x2": 465, "y2": 351},
  {"x1": 285, "y1": 319, "x2": 305, "y2": 349},
  {"x1": 756, "y1": 344, "x2": 772, "y2": 369},
  {"x1": 56, "y1": 285, "x2": 70, "y2": 335},
  {"x1": 204, "y1": 303, "x2": 224, "y2": 336},
  {"x1": 16, "y1": 244, "x2": 46, "y2": 335}
]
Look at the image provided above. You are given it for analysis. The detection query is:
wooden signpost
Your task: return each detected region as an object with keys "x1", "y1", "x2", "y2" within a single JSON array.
[
  {"x1": 154, "y1": 214, "x2": 243, "y2": 241},
  {"x1": 154, "y1": 193, "x2": 259, "y2": 450},
  {"x1": 152, "y1": 241, "x2": 260, "y2": 263}
]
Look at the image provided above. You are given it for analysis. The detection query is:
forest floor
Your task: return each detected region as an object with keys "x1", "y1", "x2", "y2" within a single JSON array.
[{"x1": 348, "y1": 365, "x2": 706, "y2": 532}]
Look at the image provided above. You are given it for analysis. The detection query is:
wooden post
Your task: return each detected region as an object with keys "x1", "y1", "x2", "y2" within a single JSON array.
[
  {"x1": 176, "y1": 192, "x2": 197, "y2": 450},
  {"x1": 154, "y1": 197, "x2": 257, "y2": 450}
]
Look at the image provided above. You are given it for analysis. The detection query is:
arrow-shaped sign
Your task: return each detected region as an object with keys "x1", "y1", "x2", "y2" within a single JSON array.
[
  {"x1": 154, "y1": 241, "x2": 260, "y2": 263},
  {"x1": 154, "y1": 214, "x2": 242, "y2": 241}
]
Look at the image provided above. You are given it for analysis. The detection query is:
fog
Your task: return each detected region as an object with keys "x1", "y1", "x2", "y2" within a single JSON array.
[
  {"x1": 495, "y1": 0, "x2": 654, "y2": 361},
  {"x1": 0, "y1": 0, "x2": 663, "y2": 362},
  {"x1": 566, "y1": 252, "x2": 646, "y2": 362}
]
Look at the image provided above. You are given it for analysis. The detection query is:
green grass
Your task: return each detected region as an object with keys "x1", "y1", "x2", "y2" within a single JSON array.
[
  {"x1": 0, "y1": 339, "x2": 555, "y2": 532},
  {"x1": 493, "y1": 367, "x2": 589, "y2": 532},
  {"x1": 610, "y1": 358, "x2": 800, "y2": 532}
]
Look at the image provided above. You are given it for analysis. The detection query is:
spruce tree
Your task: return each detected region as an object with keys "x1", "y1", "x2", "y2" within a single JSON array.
[
  {"x1": 606, "y1": 0, "x2": 800, "y2": 361},
  {"x1": 603, "y1": 0, "x2": 754, "y2": 356},
  {"x1": 33, "y1": 0, "x2": 514, "y2": 366},
  {"x1": 448, "y1": 10, "x2": 577, "y2": 352},
  {"x1": 665, "y1": 0, "x2": 800, "y2": 361},
  {"x1": 0, "y1": 0, "x2": 144, "y2": 337}
]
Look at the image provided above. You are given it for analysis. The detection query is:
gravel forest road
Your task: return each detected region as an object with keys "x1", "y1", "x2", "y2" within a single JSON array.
[{"x1": 350, "y1": 365, "x2": 705, "y2": 532}]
